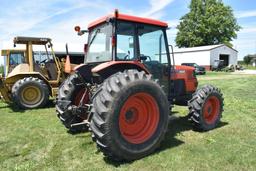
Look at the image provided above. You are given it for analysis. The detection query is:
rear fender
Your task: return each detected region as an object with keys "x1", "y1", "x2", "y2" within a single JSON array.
[
  {"x1": 5, "y1": 73, "x2": 48, "y2": 84},
  {"x1": 4, "y1": 73, "x2": 53, "y2": 95},
  {"x1": 74, "y1": 61, "x2": 150, "y2": 84},
  {"x1": 73, "y1": 64, "x2": 94, "y2": 83},
  {"x1": 91, "y1": 61, "x2": 150, "y2": 80}
]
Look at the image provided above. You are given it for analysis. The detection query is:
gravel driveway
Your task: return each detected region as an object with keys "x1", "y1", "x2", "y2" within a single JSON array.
[{"x1": 233, "y1": 70, "x2": 256, "y2": 75}]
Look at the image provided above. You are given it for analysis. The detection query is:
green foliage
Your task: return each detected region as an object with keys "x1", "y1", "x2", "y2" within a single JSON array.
[
  {"x1": 176, "y1": 0, "x2": 241, "y2": 47},
  {"x1": 243, "y1": 65, "x2": 256, "y2": 70},
  {"x1": 243, "y1": 55, "x2": 252, "y2": 66},
  {"x1": 237, "y1": 61, "x2": 244, "y2": 65},
  {"x1": 0, "y1": 65, "x2": 4, "y2": 75}
]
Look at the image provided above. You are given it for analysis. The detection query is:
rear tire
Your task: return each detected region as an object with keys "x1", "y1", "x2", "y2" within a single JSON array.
[
  {"x1": 188, "y1": 85, "x2": 224, "y2": 131},
  {"x1": 12, "y1": 77, "x2": 49, "y2": 109},
  {"x1": 90, "y1": 70, "x2": 169, "y2": 161},
  {"x1": 56, "y1": 73, "x2": 89, "y2": 133}
]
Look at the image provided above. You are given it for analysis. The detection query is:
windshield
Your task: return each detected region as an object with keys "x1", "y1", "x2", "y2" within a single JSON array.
[
  {"x1": 33, "y1": 44, "x2": 54, "y2": 64},
  {"x1": 116, "y1": 22, "x2": 135, "y2": 60},
  {"x1": 86, "y1": 24, "x2": 112, "y2": 63}
]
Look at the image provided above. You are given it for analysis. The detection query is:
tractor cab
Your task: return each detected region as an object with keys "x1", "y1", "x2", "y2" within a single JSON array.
[
  {"x1": 75, "y1": 11, "x2": 197, "y2": 103},
  {"x1": 1, "y1": 49, "x2": 26, "y2": 77},
  {"x1": 8, "y1": 37, "x2": 61, "y2": 81}
]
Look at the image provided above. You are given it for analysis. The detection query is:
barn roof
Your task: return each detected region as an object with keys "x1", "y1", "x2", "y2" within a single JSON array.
[{"x1": 173, "y1": 44, "x2": 238, "y2": 53}]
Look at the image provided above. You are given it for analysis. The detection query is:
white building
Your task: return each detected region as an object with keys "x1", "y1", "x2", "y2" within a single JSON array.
[{"x1": 173, "y1": 44, "x2": 238, "y2": 70}]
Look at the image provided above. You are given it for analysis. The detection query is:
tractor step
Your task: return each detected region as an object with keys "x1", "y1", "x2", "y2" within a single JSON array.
[{"x1": 71, "y1": 120, "x2": 90, "y2": 128}]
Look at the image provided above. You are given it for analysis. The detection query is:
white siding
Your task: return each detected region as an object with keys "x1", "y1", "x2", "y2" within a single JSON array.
[
  {"x1": 173, "y1": 45, "x2": 238, "y2": 67},
  {"x1": 210, "y1": 46, "x2": 238, "y2": 66},
  {"x1": 252, "y1": 61, "x2": 256, "y2": 67},
  {"x1": 174, "y1": 51, "x2": 211, "y2": 66}
]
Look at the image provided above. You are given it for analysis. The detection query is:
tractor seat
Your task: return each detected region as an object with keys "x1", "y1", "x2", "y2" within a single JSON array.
[
  {"x1": 45, "y1": 60, "x2": 58, "y2": 80},
  {"x1": 33, "y1": 64, "x2": 49, "y2": 79}
]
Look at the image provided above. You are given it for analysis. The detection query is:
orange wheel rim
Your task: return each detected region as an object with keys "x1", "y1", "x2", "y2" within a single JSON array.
[
  {"x1": 203, "y1": 96, "x2": 220, "y2": 124},
  {"x1": 119, "y1": 92, "x2": 160, "y2": 144}
]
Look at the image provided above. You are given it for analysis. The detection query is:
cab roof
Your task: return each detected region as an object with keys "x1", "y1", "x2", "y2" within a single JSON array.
[
  {"x1": 13, "y1": 36, "x2": 52, "y2": 45},
  {"x1": 1, "y1": 49, "x2": 25, "y2": 56},
  {"x1": 88, "y1": 13, "x2": 168, "y2": 30}
]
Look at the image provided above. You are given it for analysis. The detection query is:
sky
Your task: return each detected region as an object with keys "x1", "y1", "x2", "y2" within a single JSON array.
[{"x1": 0, "y1": 0, "x2": 256, "y2": 64}]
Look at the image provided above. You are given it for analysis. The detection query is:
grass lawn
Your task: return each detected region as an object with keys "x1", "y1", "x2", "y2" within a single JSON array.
[
  {"x1": 242, "y1": 65, "x2": 256, "y2": 70},
  {"x1": 0, "y1": 72, "x2": 256, "y2": 170}
]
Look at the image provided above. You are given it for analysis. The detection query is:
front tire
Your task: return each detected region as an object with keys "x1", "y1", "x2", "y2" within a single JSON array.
[
  {"x1": 188, "y1": 85, "x2": 224, "y2": 131},
  {"x1": 12, "y1": 77, "x2": 49, "y2": 109},
  {"x1": 56, "y1": 73, "x2": 89, "y2": 133},
  {"x1": 90, "y1": 70, "x2": 169, "y2": 161}
]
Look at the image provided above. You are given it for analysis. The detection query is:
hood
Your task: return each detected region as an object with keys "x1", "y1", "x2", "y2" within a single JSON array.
[{"x1": 175, "y1": 65, "x2": 195, "y2": 71}]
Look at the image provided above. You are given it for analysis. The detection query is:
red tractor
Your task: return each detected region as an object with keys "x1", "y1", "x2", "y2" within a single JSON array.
[{"x1": 56, "y1": 11, "x2": 224, "y2": 161}]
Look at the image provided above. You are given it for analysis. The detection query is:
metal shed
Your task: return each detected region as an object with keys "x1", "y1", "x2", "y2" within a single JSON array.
[{"x1": 173, "y1": 44, "x2": 238, "y2": 70}]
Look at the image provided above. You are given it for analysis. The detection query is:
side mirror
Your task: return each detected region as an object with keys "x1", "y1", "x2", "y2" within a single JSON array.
[{"x1": 74, "y1": 26, "x2": 88, "y2": 36}]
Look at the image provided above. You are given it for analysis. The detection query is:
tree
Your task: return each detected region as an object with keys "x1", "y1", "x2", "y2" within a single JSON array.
[
  {"x1": 243, "y1": 55, "x2": 251, "y2": 66},
  {"x1": 0, "y1": 65, "x2": 4, "y2": 75},
  {"x1": 175, "y1": 0, "x2": 241, "y2": 48}
]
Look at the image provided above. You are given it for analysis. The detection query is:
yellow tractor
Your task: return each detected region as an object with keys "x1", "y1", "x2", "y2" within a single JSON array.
[{"x1": 0, "y1": 36, "x2": 79, "y2": 109}]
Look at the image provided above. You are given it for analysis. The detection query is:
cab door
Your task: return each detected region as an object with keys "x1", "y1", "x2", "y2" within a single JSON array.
[
  {"x1": 137, "y1": 25, "x2": 170, "y2": 95},
  {"x1": 8, "y1": 51, "x2": 26, "y2": 74}
]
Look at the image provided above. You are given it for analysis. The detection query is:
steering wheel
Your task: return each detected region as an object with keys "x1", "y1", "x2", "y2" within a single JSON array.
[
  {"x1": 124, "y1": 54, "x2": 130, "y2": 60},
  {"x1": 146, "y1": 56, "x2": 152, "y2": 61},
  {"x1": 141, "y1": 55, "x2": 152, "y2": 62},
  {"x1": 40, "y1": 59, "x2": 48, "y2": 64}
]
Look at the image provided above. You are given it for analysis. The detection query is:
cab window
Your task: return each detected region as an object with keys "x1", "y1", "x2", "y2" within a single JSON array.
[
  {"x1": 9, "y1": 52, "x2": 25, "y2": 65},
  {"x1": 116, "y1": 22, "x2": 135, "y2": 60},
  {"x1": 33, "y1": 51, "x2": 53, "y2": 64},
  {"x1": 138, "y1": 26, "x2": 167, "y2": 64},
  {"x1": 33, "y1": 45, "x2": 54, "y2": 64}
]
